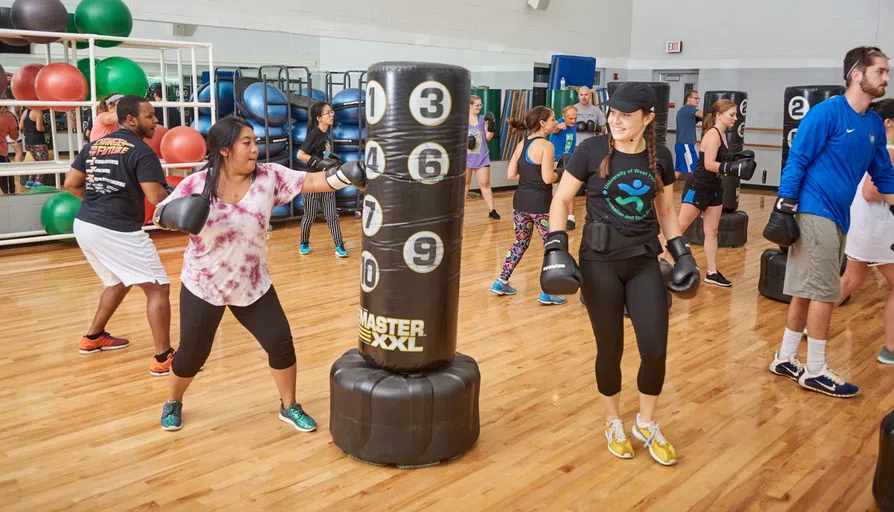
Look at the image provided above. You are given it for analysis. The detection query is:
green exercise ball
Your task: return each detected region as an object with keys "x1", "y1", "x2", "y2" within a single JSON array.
[
  {"x1": 40, "y1": 191, "x2": 81, "y2": 235},
  {"x1": 74, "y1": 0, "x2": 132, "y2": 48},
  {"x1": 76, "y1": 57, "x2": 100, "y2": 93},
  {"x1": 27, "y1": 185, "x2": 60, "y2": 195},
  {"x1": 94, "y1": 57, "x2": 148, "y2": 98},
  {"x1": 66, "y1": 13, "x2": 87, "y2": 49}
]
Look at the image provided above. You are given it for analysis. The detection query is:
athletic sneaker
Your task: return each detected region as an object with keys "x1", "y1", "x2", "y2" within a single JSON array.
[
  {"x1": 335, "y1": 244, "x2": 349, "y2": 258},
  {"x1": 160, "y1": 400, "x2": 183, "y2": 431},
  {"x1": 488, "y1": 210, "x2": 501, "y2": 220},
  {"x1": 631, "y1": 415, "x2": 677, "y2": 466},
  {"x1": 538, "y1": 292, "x2": 566, "y2": 305},
  {"x1": 768, "y1": 352, "x2": 805, "y2": 381},
  {"x1": 798, "y1": 364, "x2": 859, "y2": 398},
  {"x1": 704, "y1": 271, "x2": 731, "y2": 287},
  {"x1": 605, "y1": 419, "x2": 634, "y2": 459},
  {"x1": 150, "y1": 350, "x2": 174, "y2": 376},
  {"x1": 79, "y1": 332, "x2": 130, "y2": 354},
  {"x1": 567, "y1": 219, "x2": 576, "y2": 230},
  {"x1": 879, "y1": 346, "x2": 894, "y2": 365},
  {"x1": 490, "y1": 280, "x2": 517, "y2": 296},
  {"x1": 279, "y1": 402, "x2": 317, "y2": 432},
  {"x1": 299, "y1": 243, "x2": 310, "y2": 255}
]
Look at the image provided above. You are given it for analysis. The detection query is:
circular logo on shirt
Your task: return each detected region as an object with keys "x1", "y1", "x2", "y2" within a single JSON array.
[{"x1": 601, "y1": 168, "x2": 657, "y2": 221}]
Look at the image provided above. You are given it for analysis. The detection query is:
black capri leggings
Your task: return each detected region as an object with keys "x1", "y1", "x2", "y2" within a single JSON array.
[
  {"x1": 579, "y1": 254, "x2": 669, "y2": 396},
  {"x1": 172, "y1": 285, "x2": 296, "y2": 378}
]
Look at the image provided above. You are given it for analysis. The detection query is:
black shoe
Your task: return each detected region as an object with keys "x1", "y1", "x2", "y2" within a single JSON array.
[
  {"x1": 488, "y1": 210, "x2": 501, "y2": 220},
  {"x1": 704, "y1": 271, "x2": 731, "y2": 287},
  {"x1": 567, "y1": 219, "x2": 576, "y2": 230}
]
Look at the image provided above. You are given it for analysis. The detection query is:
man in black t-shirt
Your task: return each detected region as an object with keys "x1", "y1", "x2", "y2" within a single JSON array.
[{"x1": 64, "y1": 95, "x2": 176, "y2": 376}]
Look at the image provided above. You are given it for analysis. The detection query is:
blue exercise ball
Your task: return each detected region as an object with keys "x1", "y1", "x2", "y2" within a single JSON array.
[
  {"x1": 332, "y1": 88, "x2": 365, "y2": 124},
  {"x1": 335, "y1": 185, "x2": 358, "y2": 200},
  {"x1": 248, "y1": 117, "x2": 287, "y2": 139},
  {"x1": 258, "y1": 140, "x2": 286, "y2": 159},
  {"x1": 336, "y1": 151, "x2": 361, "y2": 163},
  {"x1": 332, "y1": 123, "x2": 365, "y2": 141},
  {"x1": 196, "y1": 80, "x2": 235, "y2": 117},
  {"x1": 292, "y1": 194, "x2": 303, "y2": 210},
  {"x1": 242, "y1": 82, "x2": 289, "y2": 125},
  {"x1": 272, "y1": 204, "x2": 291, "y2": 218},
  {"x1": 291, "y1": 86, "x2": 327, "y2": 121},
  {"x1": 334, "y1": 142, "x2": 360, "y2": 153},
  {"x1": 269, "y1": 154, "x2": 291, "y2": 167},
  {"x1": 290, "y1": 122, "x2": 307, "y2": 144},
  {"x1": 191, "y1": 115, "x2": 212, "y2": 135}
]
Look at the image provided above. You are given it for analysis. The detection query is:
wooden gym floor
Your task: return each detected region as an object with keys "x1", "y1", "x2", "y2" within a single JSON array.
[{"x1": 1, "y1": 187, "x2": 891, "y2": 511}]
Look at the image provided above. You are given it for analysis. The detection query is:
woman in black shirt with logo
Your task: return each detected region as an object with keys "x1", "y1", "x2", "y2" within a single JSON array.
[
  {"x1": 541, "y1": 82, "x2": 701, "y2": 466},
  {"x1": 489, "y1": 106, "x2": 565, "y2": 305}
]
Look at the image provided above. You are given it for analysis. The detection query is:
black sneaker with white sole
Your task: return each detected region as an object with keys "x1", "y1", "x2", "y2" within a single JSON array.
[
  {"x1": 567, "y1": 219, "x2": 576, "y2": 230},
  {"x1": 704, "y1": 271, "x2": 731, "y2": 287}
]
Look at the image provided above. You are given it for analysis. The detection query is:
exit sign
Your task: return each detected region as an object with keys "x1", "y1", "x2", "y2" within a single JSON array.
[{"x1": 666, "y1": 41, "x2": 682, "y2": 53}]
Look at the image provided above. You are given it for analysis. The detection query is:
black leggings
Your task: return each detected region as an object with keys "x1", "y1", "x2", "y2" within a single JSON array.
[
  {"x1": 579, "y1": 254, "x2": 668, "y2": 396},
  {"x1": 172, "y1": 285, "x2": 296, "y2": 378}
]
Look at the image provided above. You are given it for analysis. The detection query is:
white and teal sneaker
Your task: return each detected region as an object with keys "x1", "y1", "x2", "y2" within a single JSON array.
[
  {"x1": 279, "y1": 402, "x2": 317, "y2": 432},
  {"x1": 299, "y1": 243, "x2": 311, "y2": 255},
  {"x1": 538, "y1": 291, "x2": 566, "y2": 305},
  {"x1": 878, "y1": 346, "x2": 894, "y2": 365},
  {"x1": 335, "y1": 244, "x2": 349, "y2": 258},
  {"x1": 490, "y1": 280, "x2": 517, "y2": 296},
  {"x1": 161, "y1": 400, "x2": 183, "y2": 431}
]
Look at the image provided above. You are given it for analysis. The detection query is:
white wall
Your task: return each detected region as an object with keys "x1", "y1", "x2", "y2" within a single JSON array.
[{"x1": 628, "y1": 0, "x2": 890, "y2": 68}]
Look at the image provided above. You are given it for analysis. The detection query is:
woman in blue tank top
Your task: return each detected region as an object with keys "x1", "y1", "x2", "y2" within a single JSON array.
[{"x1": 490, "y1": 106, "x2": 566, "y2": 305}]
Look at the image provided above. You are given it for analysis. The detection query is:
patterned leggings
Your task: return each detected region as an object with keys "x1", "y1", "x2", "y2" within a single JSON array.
[
  {"x1": 500, "y1": 210, "x2": 550, "y2": 281},
  {"x1": 25, "y1": 144, "x2": 49, "y2": 185}
]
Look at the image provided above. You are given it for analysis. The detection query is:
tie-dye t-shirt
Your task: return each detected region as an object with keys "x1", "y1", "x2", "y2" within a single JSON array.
[{"x1": 159, "y1": 162, "x2": 306, "y2": 306}]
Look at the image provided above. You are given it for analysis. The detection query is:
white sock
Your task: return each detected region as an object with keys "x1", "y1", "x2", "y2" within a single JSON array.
[
  {"x1": 636, "y1": 413, "x2": 651, "y2": 428},
  {"x1": 499, "y1": 278, "x2": 508, "y2": 284},
  {"x1": 568, "y1": 214, "x2": 575, "y2": 222},
  {"x1": 806, "y1": 337, "x2": 826, "y2": 374},
  {"x1": 778, "y1": 328, "x2": 803, "y2": 360}
]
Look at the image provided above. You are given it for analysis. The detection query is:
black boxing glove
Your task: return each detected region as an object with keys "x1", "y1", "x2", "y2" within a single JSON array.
[
  {"x1": 666, "y1": 236, "x2": 700, "y2": 299},
  {"x1": 555, "y1": 152, "x2": 572, "y2": 177},
  {"x1": 325, "y1": 160, "x2": 367, "y2": 191},
  {"x1": 719, "y1": 158, "x2": 757, "y2": 180},
  {"x1": 540, "y1": 231, "x2": 582, "y2": 295},
  {"x1": 586, "y1": 120, "x2": 598, "y2": 133},
  {"x1": 153, "y1": 194, "x2": 211, "y2": 235},
  {"x1": 575, "y1": 121, "x2": 587, "y2": 132},
  {"x1": 484, "y1": 112, "x2": 495, "y2": 133},
  {"x1": 763, "y1": 197, "x2": 800, "y2": 247},
  {"x1": 307, "y1": 155, "x2": 340, "y2": 173},
  {"x1": 734, "y1": 150, "x2": 755, "y2": 160}
]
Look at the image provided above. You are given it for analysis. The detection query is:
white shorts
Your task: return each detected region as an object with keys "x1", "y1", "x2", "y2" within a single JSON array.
[{"x1": 74, "y1": 218, "x2": 169, "y2": 287}]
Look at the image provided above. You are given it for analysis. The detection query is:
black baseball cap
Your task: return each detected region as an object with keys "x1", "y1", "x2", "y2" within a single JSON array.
[{"x1": 604, "y1": 82, "x2": 657, "y2": 113}]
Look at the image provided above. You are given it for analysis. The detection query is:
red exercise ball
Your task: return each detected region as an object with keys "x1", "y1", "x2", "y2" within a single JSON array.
[
  {"x1": 11, "y1": 63, "x2": 43, "y2": 101},
  {"x1": 160, "y1": 126, "x2": 206, "y2": 164},
  {"x1": 34, "y1": 63, "x2": 88, "y2": 112},
  {"x1": 143, "y1": 124, "x2": 167, "y2": 158}
]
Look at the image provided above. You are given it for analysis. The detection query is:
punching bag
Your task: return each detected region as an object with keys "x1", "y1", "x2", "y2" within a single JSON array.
[
  {"x1": 704, "y1": 91, "x2": 748, "y2": 212},
  {"x1": 782, "y1": 86, "x2": 845, "y2": 170},
  {"x1": 875, "y1": 410, "x2": 894, "y2": 511},
  {"x1": 330, "y1": 62, "x2": 481, "y2": 468},
  {"x1": 608, "y1": 81, "x2": 670, "y2": 146}
]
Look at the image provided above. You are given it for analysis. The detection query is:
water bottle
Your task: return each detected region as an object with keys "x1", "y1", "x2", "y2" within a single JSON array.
[{"x1": 560, "y1": 77, "x2": 566, "y2": 89}]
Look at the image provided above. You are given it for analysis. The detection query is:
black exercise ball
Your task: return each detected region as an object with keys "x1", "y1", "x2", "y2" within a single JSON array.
[{"x1": 10, "y1": 0, "x2": 68, "y2": 44}]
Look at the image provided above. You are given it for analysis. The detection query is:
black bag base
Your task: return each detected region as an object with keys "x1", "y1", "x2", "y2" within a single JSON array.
[
  {"x1": 684, "y1": 210, "x2": 749, "y2": 248},
  {"x1": 330, "y1": 348, "x2": 480, "y2": 468},
  {"x1": 874, "y1": 410, "x2": 894, "y2": 511}
]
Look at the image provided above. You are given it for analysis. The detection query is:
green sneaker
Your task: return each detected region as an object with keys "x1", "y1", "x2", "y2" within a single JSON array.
[
  {"x1": 879, "y1": 346, "x2": 894, "y2": 365},
  {"x1": 161, "y1": 400, "x2": 183, "y2": 431},
  {"x1": 279, "y1": 402, "x2": 317, "y2": 432}
]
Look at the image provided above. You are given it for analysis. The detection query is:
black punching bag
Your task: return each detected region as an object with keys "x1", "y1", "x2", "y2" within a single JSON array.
[
  {"x1": 329, "y1": 62, "x2": 481, "y2": 468},
  {"x1": 875, "y1": 410, "x2": 894, "y2": 511},
  {"x1": 782, "y1": 86, "x2": 845, "y2": 171},
  {"x1": 608, "y1": 81, "x2": 670, "y2": 146},
  {"x1": 704, "y1": 90, "x2": 748, "y2": 212}
]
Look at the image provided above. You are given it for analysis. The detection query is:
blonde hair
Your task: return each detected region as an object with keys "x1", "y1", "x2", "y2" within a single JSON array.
[{"x1": 469, "y1": 95, "x2": 482, "y2": 106}]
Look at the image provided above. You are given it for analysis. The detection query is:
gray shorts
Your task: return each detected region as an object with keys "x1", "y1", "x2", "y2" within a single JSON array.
[{"x1": 783, "y1": 213, "x2": 846, "y2": 303}]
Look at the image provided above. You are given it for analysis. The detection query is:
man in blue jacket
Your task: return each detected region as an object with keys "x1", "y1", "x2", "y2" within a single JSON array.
[{"x1": 764, "y1": 46, "x2": 894, "y2": 398}]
